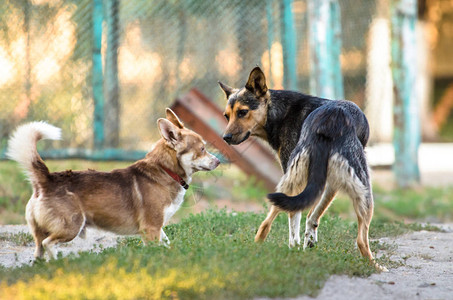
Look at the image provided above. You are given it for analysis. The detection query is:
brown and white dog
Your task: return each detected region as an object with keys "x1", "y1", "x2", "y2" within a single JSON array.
[{"x1": 7, "y1": 109, "x2": 220, "y2": 259}]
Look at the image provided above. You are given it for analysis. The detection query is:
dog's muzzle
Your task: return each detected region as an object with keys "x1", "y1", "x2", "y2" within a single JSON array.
[
  {"x1": 223, "y1": 133, "x2": 233, "y2": 144},
  {"x1": 223, "y1": 132, "x2": 250, "y2": 145}
]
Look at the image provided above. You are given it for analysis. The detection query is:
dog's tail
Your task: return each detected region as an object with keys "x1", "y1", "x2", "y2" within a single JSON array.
[
  {"x1": 267, "y1": 105, "x2": 353, "y2": 212},
  {"x1": 267, "y1": 137, "x2": 330, "y2": 212},
  {"x1": 7, "y1": 121, "x2": 61, "y2": 185}
]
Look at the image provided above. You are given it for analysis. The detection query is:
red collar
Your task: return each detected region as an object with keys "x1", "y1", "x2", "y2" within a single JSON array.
[{"x1": 160, "y1": 166, "x2": 189, "y2": 190}]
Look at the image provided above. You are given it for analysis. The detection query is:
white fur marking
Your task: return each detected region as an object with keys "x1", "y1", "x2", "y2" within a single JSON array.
[
  {"x1": 288, "y1": 212, "x2": 302, "y2": 248},
  {"x1": 7, "y1": 122, "x2": 61, "y2": 182},
  {"x1": 163, "y1": 188, "x2": 185, "y2": 226},
  {"x1": 277, "y1": 148, "x2": 309, "y2": 195}
]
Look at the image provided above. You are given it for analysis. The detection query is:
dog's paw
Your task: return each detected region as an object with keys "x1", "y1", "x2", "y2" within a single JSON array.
[
  {"x1": 303, "y1": 231, "x2": 318, "y2": 249},
  {"x1": 304, "y1": 239, "x2": 317, "y2": 249},
  {"x1": 288, "y1": 239, "x2": 301, "y2": 249},
  {"x1": 375, "y1": 262, "x2": 389, "y2": 272}
]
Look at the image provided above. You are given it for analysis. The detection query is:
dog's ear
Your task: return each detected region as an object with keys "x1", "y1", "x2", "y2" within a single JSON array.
[
  {"x1": 218, "y1": 81, "x2": 235, "y2": 99},
  {"x1": 245, "y1": 66, "x2": 268, "y2": 97},
  {"x1": 165, "y1": 108, "x2": 184, "y2": 129},
  {"x1": 157, "y1": 118, "x2": 181, "y2": 148}
]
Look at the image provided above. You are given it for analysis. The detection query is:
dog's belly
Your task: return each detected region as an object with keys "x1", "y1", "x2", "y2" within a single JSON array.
[{"x1": 86, "y1": 213, "x2": 139, "y2": 235}]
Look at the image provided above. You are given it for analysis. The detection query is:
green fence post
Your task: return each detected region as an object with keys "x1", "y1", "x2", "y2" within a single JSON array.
[
  {"x1": 92, "y1": 0, "x2": 104, "y2": 150},
  {"x1": 105, "y1": 0, "x2": 120, "y2": 148},
  {"x1": 330, "y1": 1, "x2": 344, "y2": 99},
  {"x1": 308, "y1": 0, "x2": 344, "y2": 99},
  {"x1": 391, "y1": 0, "x2": 420, "y2": 187},
  {"x1": 281, "y1": 0, "x2": 297, "y2": 90},
  {"x1": 266, "y1": 0, "x2": 274, "y2": 88}
]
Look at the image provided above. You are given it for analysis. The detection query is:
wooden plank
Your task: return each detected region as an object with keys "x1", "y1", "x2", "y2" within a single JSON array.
[{"x1": 171, "y1": 89, "x2": 282, "y2": 191}]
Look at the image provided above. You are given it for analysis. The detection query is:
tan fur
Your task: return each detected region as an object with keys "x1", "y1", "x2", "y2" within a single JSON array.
[
  {"x1": 10, "y1": 109, "x2": 219, "y2": 259},
  {"x1": 223, "y1": 89, "x2": 269, "y2": 144},
  {"x1": 221, "y1": 67, "x2": 385, "y2": 271},
  {"x1": 258, "y1": 148, "x2": 383, "y2": 269}
]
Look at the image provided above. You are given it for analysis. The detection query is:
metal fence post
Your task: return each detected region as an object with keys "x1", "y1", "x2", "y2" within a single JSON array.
[
  {"x1": 391, "y1": 0, "x2": 420, "y2": 187},
  {"x1": 281, "y1": 0, "x2": 297, "y2": 90},
  {"x1": 266, "y1": 0, "x2": 274, "y2": 88},
  {"x1": 308, "y1": 0, "x2": 344, "y2": 100},
  {"x1": 92, "y1": 0, "x2": 105, "y2": 150},
  {"x1": 105, "y1": 0, "x2": 120, "y2": 148}
]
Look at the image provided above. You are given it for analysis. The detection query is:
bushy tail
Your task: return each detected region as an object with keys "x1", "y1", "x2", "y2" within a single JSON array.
[
  {"x1": 7, "y1": 121, "x2": 61, "y2": 184},
  {"x1": 267, "y1": 104, "x2": 354, "y2": 212},
  {"x1": 267, "y1": 137, "x2": 330, "y2": 212}
]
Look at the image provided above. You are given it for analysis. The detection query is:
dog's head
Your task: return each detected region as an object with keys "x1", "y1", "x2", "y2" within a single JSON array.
[
  {"x1": 219, "y1": 66, "x2": 270, "y2": 145},
  {"x1": 157, "y1": 108, "x2": 220, "y2": 175}
]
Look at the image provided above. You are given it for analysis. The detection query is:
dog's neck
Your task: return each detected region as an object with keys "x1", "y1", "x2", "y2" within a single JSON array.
[
  {"x1": 144, "y1": 139, "x2": 191, "y2": 183},
  {"x1": 262, "y1": 90, "x2": 327, "y2": 172}
]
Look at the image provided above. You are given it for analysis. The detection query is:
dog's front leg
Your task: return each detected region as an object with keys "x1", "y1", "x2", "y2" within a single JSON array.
[
  {"x1": 255, "y1": 205, "x2": 280, "y2": 242},
  {"x1": 288, "y1": 211, "x2": 301, "y2": 248},
  {"x1": 142, "y1": 226, "x2": 161, "y2": 244},
  {"x1": 160, "y1": 229, "x2": 170, "y2": 248}
]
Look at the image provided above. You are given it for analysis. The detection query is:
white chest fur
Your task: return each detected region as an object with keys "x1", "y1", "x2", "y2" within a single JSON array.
[{"x1": 163, "y1": 187, "x2": 186, "y2": 226}]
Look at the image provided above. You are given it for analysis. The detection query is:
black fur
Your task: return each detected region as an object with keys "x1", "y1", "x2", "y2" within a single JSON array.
[
  {"x1": 264, "y1": 90, "x2": 327, "y2": 172},
  {"x1": 267, "y1": 100, "x2": 369, "y2": 211},
  {"x1": 221, "y1": 67, "x2": 370, "y2": 213},
  {"x1": 221, "y1": 68, "x2": 382, "y2": 266}
]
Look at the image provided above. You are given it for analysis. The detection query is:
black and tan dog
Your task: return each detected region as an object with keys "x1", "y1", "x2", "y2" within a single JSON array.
[{"x1": 219, "y1": 67, "x2": 385, "y2": 270}]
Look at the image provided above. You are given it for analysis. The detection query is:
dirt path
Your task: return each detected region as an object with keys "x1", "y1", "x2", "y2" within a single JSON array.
[
  {"x1": 299, "y1": 224, "x2": 453, "y2": 300},
  {"x1": 1, "y1": 225, "x2": 453, "y2": 299},
  {"x1": 0, "y1": 225, "x2": 119, "y2": 269}
]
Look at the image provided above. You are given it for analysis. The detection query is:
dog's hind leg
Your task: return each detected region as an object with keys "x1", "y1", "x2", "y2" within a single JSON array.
[
  {"x1": 288, "y1": 211, "x2": 301, "y2": 247},
  {"x1": 26, "y1": 200, "x2": 48, "y2": 258},
  {"x1": 29, "y1": 224, "x2": 47, "y2": 259},
  {"x1": 352, "y1": 188, "x2": 374, "y2": 261},
  {"x1": 304, "y1": 183, "x2": 338, "y2": 249},
  {"x1": 351, "y1": 186, "x2": 388, "y2": 271},
  {"x1": 255, "y1": 205, "x2": 280, "y2": 242},
  {"x1": 41, "y1": 235, "x2": 59, "y2": 259},
  {"x1": 344, "y1": 166, "x2": 387, "y2": 271}
]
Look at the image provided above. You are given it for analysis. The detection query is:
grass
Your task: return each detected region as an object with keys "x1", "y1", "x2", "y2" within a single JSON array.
[
  {"x1": 0, "y1": 160, "x2": 450, "y2": 298},
  {"x1": 0, "y1": 210, "x2": 425, "y2": 299},
  {"x1": 329, "y1": 185, "x2": 453, "y2": 223},
  {"x1": 3, "y1": 160, "x2": 453, "y2": 225},
  {"x1": 0, "y1": 232, "x2": 34, "y2": 246}
]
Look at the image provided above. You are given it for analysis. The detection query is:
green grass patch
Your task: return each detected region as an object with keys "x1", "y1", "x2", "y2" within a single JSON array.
[
  {"x1": 373, "y1": 186, "x2": 453, "y2": 222},
  {"x1": 3, "y1": 160, "x2": 453, "y2": 224},
  {"x1": 0, "y1": 210, "x2": 423, "y2": 299},
  {"x1": 326, "y1": 185, "x2": 453, "y2": 223},
  {"x1": 0, "y1": 232, "x2": 34, "y2": 246}
]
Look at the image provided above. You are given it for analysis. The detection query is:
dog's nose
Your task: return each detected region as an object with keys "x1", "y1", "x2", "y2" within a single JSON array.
[
  {"x1": 214, "y1": 157, "x2": 220, "y2": 168},
  {"x1": 223, "y1": 133, "x2": 233, "y2": 144}
]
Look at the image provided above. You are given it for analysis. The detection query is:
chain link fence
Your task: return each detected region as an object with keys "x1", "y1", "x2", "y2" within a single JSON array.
[{"x1": 0, "y1": 0, "x2": 435, "y2": 157}]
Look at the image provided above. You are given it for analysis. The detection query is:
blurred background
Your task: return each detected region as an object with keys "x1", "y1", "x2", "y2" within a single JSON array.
[{"x1": 0, "y1": 0, "x2": 452, "y2": 223}]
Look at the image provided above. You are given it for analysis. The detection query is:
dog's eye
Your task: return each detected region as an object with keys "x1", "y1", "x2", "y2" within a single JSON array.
[
  {"x1": 224, "y1": 114, "x2": 230, "y2": 121},
  {"x1": 201, "y1": 146, "x2": 205, "y2": 153},
  {"x1": 237, "y1": 109, "x2": 249, "y2": 118}
]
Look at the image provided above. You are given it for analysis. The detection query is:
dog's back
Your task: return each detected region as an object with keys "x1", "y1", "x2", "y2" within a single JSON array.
[{"x1": 268, "y1": 100, "x2": 370, "y2": 211}]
